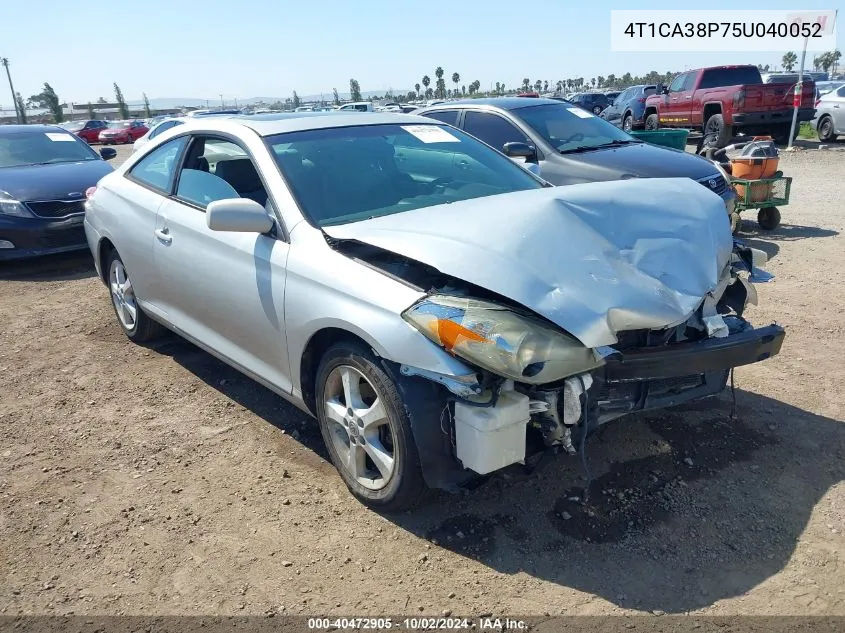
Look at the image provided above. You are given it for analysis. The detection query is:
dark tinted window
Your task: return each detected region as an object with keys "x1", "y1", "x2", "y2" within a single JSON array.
[
  {"x1": 0, "y1": 129, "x2": 100, "y2": 168},
  {"x1": 462, "y1": 111, "x2": 530, "y2": 153},
  {"x1": 149, "y1": 119, "x2": 184, "y2": 140},
  {"x1": 643, "y1": 86, "x2": 658, "y2": 96},
  {"x1": 516, "y1": 103, "x2": 633, "y2": 152},
  {"x1": 699, "y1": 66, "x2": 762, "y2": 89},
  {"x1": 128, "y1": 136, "x2": 187, "y2": 192},
  {"x1": 423, "y1": 110, "x2": 460, "y2": 126}
]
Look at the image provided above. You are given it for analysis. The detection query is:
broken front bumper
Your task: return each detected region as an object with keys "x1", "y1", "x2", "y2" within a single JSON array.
[{"x1": 596, "y1": 324, "x2": 785, "y2": 420}]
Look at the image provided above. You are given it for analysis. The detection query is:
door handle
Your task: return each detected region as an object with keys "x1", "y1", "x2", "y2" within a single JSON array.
[
  {"x1": 456, "y1": 159, "x2": 470, "y2": 170},
  {"x1": 684, "y1": 96, "x2": 692, "y2": 100},
  {"x1": 834, "y1": 104, "x2": 841, "y2": 108},
  {"x1": 155, "y1": 228, "x2": 172, "y2": 244}
]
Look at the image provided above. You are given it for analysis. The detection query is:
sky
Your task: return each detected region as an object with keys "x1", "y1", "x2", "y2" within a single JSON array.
[{"x1": 1, "y1": 0, "x2": 842, "y2": 106}]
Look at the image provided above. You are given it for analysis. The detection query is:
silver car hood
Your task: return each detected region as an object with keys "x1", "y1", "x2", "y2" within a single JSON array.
[{"x1": 323, "y1": 178, "x2": 734, "y2": 348}]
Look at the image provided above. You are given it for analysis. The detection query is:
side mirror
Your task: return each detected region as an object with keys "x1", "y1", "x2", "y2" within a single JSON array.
[
  {"x1": 661, "y1": 86, "x2": 670, "y2": 95},
  {"x1": 207, "y1": 198, "x2": 274, "y2": 233},
  {"x1": 100, "y1": 147, "x2": 117, "y2": 160},
  {"x1": 502, "y1": 141, "x2": 537, "y2": 160}
]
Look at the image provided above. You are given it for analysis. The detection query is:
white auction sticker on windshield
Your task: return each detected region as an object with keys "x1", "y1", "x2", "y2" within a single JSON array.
[
  {"x1": 45, "y1": 133, "x2": 77, "y2": 142},
  {"x1": 567, "y1": 108, "x2": 595, "y2": 119},
  {"x1": 402, "y1": 125, "x2": 460, "y2": 143}
]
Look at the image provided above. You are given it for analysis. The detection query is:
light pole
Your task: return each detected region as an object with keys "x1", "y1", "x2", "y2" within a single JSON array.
[
  {"x1": 219, "y1": 94, "x2": 224, "y2": 109},
  {"x1": 1, "y1": 57, "x2": 21, "y2": 124}
]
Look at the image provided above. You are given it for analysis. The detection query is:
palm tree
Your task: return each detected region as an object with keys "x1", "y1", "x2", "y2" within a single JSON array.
[
  {"x1": 434, "y1": 67, "x2": 445, "y2": 99},
  {"x1": 543, "y1": 80, "x2": 549, "y2": 93},
  {"x1": 452, "y1": 72, "x2": 460, "y2": 95},
  {"x1": 415, "y1": 83, "x2": 421, "y2": 98},
  {"x1": 495, "y1": 81, "x2": 501, "y2": 95},
  {"x1": 534, "y1": 80, "x2": 542, "y2": 92},
  {"x1": 422, "y1": 75, "x2": 430, "y2": 96},
  {"x1": 781, "y1": 51, "x2": 798, "y2": 72}
]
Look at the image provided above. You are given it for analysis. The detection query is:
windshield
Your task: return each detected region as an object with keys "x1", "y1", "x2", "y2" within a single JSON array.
[
  {"x1": 62, "y1": 121, "x2": 85, "y2": 132},
  {"x1": 517, "y1": 103, "x2": 636, "y2": 153},
  {"x1": 107, "y1": 121, "x2": 130, "y2": 129},
  {"x1": 267, "y1": 123, "x2": 543, "y2": 227},
  {"x1": 0, "y1": 130, "x2": 99, "y2": 168}
]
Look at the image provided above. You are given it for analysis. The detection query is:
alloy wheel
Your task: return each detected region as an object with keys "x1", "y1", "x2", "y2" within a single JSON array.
[
  {"x1": 323, "y1": 365, "x2": 395, "y2": 490},
  {"x1": 109, "y1": 259, "x2": 138, "y2": 331}
]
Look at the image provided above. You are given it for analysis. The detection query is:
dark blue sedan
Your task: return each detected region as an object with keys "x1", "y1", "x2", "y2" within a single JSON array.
[{"x1": 0, "y1": 125, "x2": 116, "y2": 260}]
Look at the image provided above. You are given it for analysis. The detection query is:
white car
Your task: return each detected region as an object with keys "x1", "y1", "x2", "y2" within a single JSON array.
[{"x1": 132, "y1": 118, "x2": 186, "y2": 152}]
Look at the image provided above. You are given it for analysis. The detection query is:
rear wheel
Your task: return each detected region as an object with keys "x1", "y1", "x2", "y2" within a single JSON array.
[
  {"x1": 106, "y1": 250, "x2": 165, "y2": 342},
  {"x1": 315, "y1": 341, "x2": 427, "y2": 511},
  {"x1": 705, "y1": 114, "x2": 732, "y2": 148},
  {"x1": 757, "y1": 206, "x2": 781, "y2": 231},
  {"x1": 817, "y1": 116, "x2": 836, "y2": 142},
  {"x1": 592, "y1": 105, "x2": 603, "y2": 115},
  {"x1": 645, "y1": 113, "x2": 659, "y2": 130}
]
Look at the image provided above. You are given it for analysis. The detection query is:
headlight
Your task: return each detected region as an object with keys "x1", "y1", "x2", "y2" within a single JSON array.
[
  {"x1": 402, "y1": 295, "x2": 604, "y2": 384},
  {"x1": 0, "y1": 191, "x2": 32, "y2": 218}
]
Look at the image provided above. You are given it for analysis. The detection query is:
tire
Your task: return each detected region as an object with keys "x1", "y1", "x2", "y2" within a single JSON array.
[
  {"x1": 771, "y1": 124, "x2": 798, "y2": 145},
  {"x1": 623, "y1": 113, "x2": 634, "y2": 132},
  {"x1": 729, "y1": 212, "x2": 742, "y2": 235},
  {"x1": 315, "y1": 341, "x2": 427, "y2": 511},
  {"x1": 645, "y1": 113, "x2": 659, "y2": 130},
  {"x1": 106, "y1": 250, "x2": 165, "y2": 343},
  {"x1": 705, "y1": 114, "x2": 732, "y2": 148},
  {"x1": 592, "y1": 105, "x2": 602, "y2": 115},
  {"x1": 757, "y1": 206, "x2": 781, "y2": 231},
  {"x1": 817, "y1": 116, "x2": 836, "y2": 142}
]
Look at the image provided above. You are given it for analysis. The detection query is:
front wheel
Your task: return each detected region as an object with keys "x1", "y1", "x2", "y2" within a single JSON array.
[
  {"x1": 757, "y1": 206, "x2": 781, "y2": 231},
  {"x1": 315, "y1": 341, "x2": 427, "y2": 511},
  {"x1": 592, "y1": 105, "x2": 602, "y2": 115},
  {"x1": 623, "y1": 113, "x2": 633, "y2": 132},
  {"x1": 106, "y1": 250, "x2": 165, "y2": 342},
  {"x1": 817, "y1": 116, "x2": 836, "y2": 142},
  {"x1": 644, "y1": 113, "x2": 659, "y2": 130}
]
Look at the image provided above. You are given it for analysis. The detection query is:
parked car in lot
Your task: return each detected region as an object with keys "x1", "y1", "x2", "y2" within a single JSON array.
[
  {"x1": 416, "y1": 98, "x2": 735, "y2": 214},
  {"x1": 0, "y1": 125, "x2": 115, "y2": 260},
  {"x1": 811, "y1": 84, "x2": 845, "y2": 142},
  {"x1": 644, "y1": 65, "x2": 816, "y2": 146},
  {"x1": 99, "y1": 120, "x2": 149, "y2": 144},
  {"x1": 600, "y1": 85, "x2": 658, "y2": 131},
  {"x1": 567, "y1": 92, "x2": 613, "y2": 114},
  {"x1": 61, "y1": 119, "x2": 109, "y2": 144},
  {"x1": 338, "y1": 102, "x2": 375, "y2": 112},
  {"x1": 84, "y1": 113, "x2": 782, "y2": 509},
  {"x1": 133, "y1": 118, "x2": 186, "y2": 152}
]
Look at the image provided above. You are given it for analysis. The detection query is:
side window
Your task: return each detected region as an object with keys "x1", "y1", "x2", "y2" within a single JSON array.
[
  {"x1": 150, "y1": 120, "x2": 182, "y2": 140},
  {"x1": 681, "y1": 73, "x2": 697, "y2": 91},
  {"x1": 175, "y1": 137, "x2": 268, "y2": 209},
  {"x1": 837, "y1": 86, "x2": 845, "y2": 98},
  {"x1": 423, "y1": 110, "x2": 460, "y2": 126},
  {"x1": 462, "y1": 112, "x2": 529, "y2": 153},
  {"x1": 127, "y1": 136, "x2": 188, "y2": 193},
  {"x1": 668, "y1": 73, "x2": 687, "y2": 93}
]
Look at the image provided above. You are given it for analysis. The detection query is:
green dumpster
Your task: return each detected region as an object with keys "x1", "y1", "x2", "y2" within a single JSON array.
[{"x1": 628, "y1": 128, "x2": 690, "y2": 151}]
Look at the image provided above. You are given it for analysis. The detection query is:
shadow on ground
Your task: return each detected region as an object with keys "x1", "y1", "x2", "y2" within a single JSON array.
[
  {"x1": 737, "y1": 222, "x2": 839, "y2": 260},
  {"x1": 0, "y1": 251, "x2": 96, "y2": 282},
  {"x1": 112, "y1": 328, "x2": 844, "y2": 614},
  {"x1": 387, "y1": 390, "x2": 845, "y2": 614}
]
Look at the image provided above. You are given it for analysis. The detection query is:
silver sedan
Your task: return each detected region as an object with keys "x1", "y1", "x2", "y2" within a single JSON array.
[{"x1": 84, "y1": 113, "x2": 784, "y2": 509}]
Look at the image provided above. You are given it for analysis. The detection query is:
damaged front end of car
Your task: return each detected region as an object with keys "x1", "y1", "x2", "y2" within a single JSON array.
[{"x1": 324, "y1": 178, "x2": 785, "y2": 489}]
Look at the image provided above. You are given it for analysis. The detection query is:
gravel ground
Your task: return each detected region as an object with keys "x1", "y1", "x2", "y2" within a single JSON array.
[{"x1": 1, "y1": 142, "x2": 844, "y2": 617}]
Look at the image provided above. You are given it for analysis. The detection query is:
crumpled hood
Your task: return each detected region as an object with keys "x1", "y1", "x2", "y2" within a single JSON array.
[{"x1": 323, "y1": 178, "x2": 734, "y2": 348}]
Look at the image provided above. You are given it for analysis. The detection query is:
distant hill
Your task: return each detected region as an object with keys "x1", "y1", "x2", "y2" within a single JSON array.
[{"x1": 134, "y1": 90, "x2": 410, "y2": 110}]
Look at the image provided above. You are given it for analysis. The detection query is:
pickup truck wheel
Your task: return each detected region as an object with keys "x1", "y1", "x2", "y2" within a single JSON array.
[
  {"x1": 772, "y1": 124, "x2": 798, "y2": 145},
  {"x1": 757, "y1": 206, "x2": 781, "y2": 231},
  {"x1": 645, "y1": 114, "x2": 659, "y2": 130},
  {"x1": 705, "y1": 114, "x2": 732, "y2": 148},
  {"x1": 817, "y1": 116, "x2": 836, "y2": 142},
  {"x1": 623, "y1": 113, "x2": 634, "y2": 131}
]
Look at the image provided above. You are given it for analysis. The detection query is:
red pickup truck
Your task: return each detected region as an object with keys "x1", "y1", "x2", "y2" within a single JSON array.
[{"x1": 643, "y1": 65, "x2": 816, "y2": 146}]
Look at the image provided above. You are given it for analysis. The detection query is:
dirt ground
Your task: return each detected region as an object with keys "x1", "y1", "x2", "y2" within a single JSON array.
[{"x1": 1, "y1": 142, "x2": 844, "y2": 618}]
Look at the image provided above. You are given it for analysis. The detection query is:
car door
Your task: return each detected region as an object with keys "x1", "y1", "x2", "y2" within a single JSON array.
[
  {"x1": 660, "y1": 72, "x2": 688, "y2": 124},
  {"x1": 153, "y1": 135, "x2": 293, "y2": 393},
  {"x1": 833, "y1": 86, "x2": 845, "y2": 132}
]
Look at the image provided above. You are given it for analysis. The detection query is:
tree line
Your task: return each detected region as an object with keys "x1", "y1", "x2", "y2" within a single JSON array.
[{"x1": 19, "y1": 82, "x2": 152, "y2": 124}]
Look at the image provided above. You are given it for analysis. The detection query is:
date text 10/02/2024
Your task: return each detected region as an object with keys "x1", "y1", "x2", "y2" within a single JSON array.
[
  {"x1": 307, "y1": 617, "x2": 529, "y2": 630},
  {"x1": 623, "y1": 21, "x2": 824, "y2": 39}
]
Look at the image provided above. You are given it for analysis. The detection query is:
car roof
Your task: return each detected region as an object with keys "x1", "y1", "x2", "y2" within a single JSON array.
[
  {"x1": 0, "y1": 124, "x2": 68, "y2": 134},
  {"x1": 418, "y1": 97, "x2": 564, "y2": 111},
  {"x1": 163, "y1": 112, "x2": 445, "y2": 137}
]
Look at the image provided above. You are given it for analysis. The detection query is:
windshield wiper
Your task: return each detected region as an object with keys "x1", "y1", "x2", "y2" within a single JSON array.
[{"x1": 559, "y1": 139, "x2": 642, "y2": 154}]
